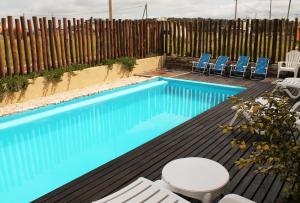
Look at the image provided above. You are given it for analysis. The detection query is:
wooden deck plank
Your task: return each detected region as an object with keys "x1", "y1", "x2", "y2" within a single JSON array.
[{"x1": 34, "y1": 78, "x2": 280, "y2": 203}]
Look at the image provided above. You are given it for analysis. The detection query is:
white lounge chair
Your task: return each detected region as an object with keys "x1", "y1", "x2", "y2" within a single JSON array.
[
  {"x1": 92, "y1": 177, "x2": 190, "y2": 203},
  {"x1": 277, "y1": 50, "x2": 300, "y2": 78},
  {"x1": 219, "y1": 194, "x2": 255, "y2": 203},
  {"x1": 92, "y1": 177, "x2": 256, "y2": 203},
  {"x1": 273, "y1": 77, "x2": 300, "y2": 99}
]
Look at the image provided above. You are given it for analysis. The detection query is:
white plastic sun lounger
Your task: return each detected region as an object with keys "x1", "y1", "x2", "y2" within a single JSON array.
[
  {"x1": 273, "y1": 78, "x2": 300, "y2": 99},
  {"x1": 219, "y1": 194, "x2": 255, "y2": 203},
  {"x1": 92, "y1": 177, "x2": 190, "y2": 203},
  {"x1": 92, "y1": 177, "x2": 256, "y2": 203}
]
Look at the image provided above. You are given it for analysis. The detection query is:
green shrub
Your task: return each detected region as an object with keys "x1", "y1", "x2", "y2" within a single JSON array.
[
  {"x1": 5, "y1": 76, "x2": 29, "y2": 92},
  {"x1": 221, "y1": 92, "x2": 300, "y2": 201},
  {"x1": 102, "y1": 57, "x2": 137, "y2": 71},
  {"x1": 117, "y1": 57, "x2": 137, "y2": 71},
  {"x1": 0, "y1": 79, "x2": 5, "y2": 98},
  {"x1": 43, "y1": 68, "x2": 65, "y2": 82}
]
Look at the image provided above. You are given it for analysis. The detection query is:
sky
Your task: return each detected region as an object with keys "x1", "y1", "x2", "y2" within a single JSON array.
[{"x1": 1, "y1": 0, "x2": 299, "y2": 20}]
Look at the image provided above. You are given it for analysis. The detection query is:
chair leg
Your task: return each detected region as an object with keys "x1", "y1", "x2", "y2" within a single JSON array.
[{"x1": 277, "y1": 70, "x2": 280, "y2": 78}]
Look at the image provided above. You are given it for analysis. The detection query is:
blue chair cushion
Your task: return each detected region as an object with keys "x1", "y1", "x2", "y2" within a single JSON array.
[
  {"x1": 215, "y1": 56, "x2": 229, "y2": 71},
  {"x1": 197, "y1": 53, "x2": 211, "y2": 69},
  {"x1": 235, "y1": 56, "x2": 250, "y2": 72},
  {"x1": 255, "y1": 57, "x2": 269, "y2": 75}
]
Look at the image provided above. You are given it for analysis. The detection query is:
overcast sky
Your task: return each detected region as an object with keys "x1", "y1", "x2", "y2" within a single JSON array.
[{"x1": 1, "y1": 0, "x2": 300, "y2": 20}]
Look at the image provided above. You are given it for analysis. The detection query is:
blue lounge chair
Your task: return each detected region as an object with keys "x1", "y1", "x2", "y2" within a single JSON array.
[
  {"x1": 229, "y1": 56, "x2": 250, "y2": 78},
  {"x1": 191, "y1": 53, "x2": 211, "y2": 73},
  {"x1": 209, "y1": 56, "x2": 229, "y2": 76},
  {"x1": 250, "y1": 57, "x2": 269, "y2": 80}
]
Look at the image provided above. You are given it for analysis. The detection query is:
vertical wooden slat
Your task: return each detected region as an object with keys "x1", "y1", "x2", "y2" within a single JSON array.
[
  {"x1": 28, "y1": 19, "x2": 37, "y2": 71},
  {"x1": 217, "y1": 20, "x2": 222, "y2": 56},
  {"x1": 293, "y1": 18, "x2": 298, "y2": 50},
  {"x1": 73, "y1": 19, "x2": 78, "y2": 64},
  {"x1": 213, "y1": 20, "x2": 217, "y2": 58},
  {"x1": 43, "y1": 17, "x2": 51, "y2": 68},
  {"x1": 8, "y1": 16, "x2": 19, "y2": 74},
  {"x1": 81, "y1": 18, "x2": 86, "y2": 63},
  {"x1": 239, "y1": 20, "x2": 244, "y2": 56},
  {"x1": 117, "y1": 19, "x2": 121, "y2": 58},
  {"x1": 267, "y1": 20, "x2": 273, "y2": 59},
  {"x1": 95, "y1": 19, "x2": 100, "y2": 64},
  {"x1": 33, "y1": 16, "x2": 43, "y2": 71},
  {"x1": 249, "y1": 20, "x2": 254, "y2": 60},
  {"x1": 58, "y1": 20, "x2": 66, "y2": 67},
  {"x1": 77, "y1": 19, "x2": 82, "y2": 64},
  {"x1": 48, "y1": 19, "x2": 56, "y2": 68},
  {"x1": 222, "y1": 21, "x2": 227, "y2": 55},
  {"x1": 173, "y1": 21, "x2": 177, "y2": 56},
  {"x1": 196, "y1": 20, "x2": 201, "y2": 57},
  {"x1": 176, "y1": 21, "x2": 180, "y2": 56},
  {"x1": 106, "y1": 19, "x2": 111, "y2": 60},
  {"x1": 15, "y1": 19, "x2": 25, "y2": 74},
  {"x1": 90, "y1": 18, "x2": 95, "y2": 63},
  {"x1": 0, "y1": 35, "x2": 5, "y2": 77},
  {"x1": 110, "y1": 20, "x2": 115, "y2": 59},
  {"x1": 52, "y1": 17, "x2": 62, "y2": 68},
  {"x1": 236, "y1": 19, "x2": 241, "y2": 59},
  {"x1": 2, "y1": 18, "x2": 12, "y2": 75},
  {"x1": 253, "y1": 19, "x2": 259, "y2": 61},
  {"x1": 102, "y1": 19, "x2": 106, "y2": 60},
  {"x1": 271, "y1": 19, "x2": 278, "y2": 63},
  {"x1": 208, "y1": 19, "x2": 212, "y2": 54},
  {"x1": 205, "y1": 20, "x2": 209, "y2": 53},
  {"x1": 64, "y1": 18, "x2": 70, "y2": 66},
  {"x1": 193, "y1": 20, "x2": 198, "y2": 57},
  {"x1": 244, "y1": 19, "x2": 249, "y2": 56},
  {"x1": 288, "y1": 21, "x2": 293, "y2": 51},
  {"x1": 181, "y1": 21, "x2": 185, "y2": 56},
  {"x1": 283, "y1": 19, "x2": 289, "y2": 59},
  {"x1": 68, "y1": 20, "x2": 74, "y2": 64},
  {"x1": 132, "y1": 20, "x2": 136, "y2": 57},
  {"x1": 226, "y1": 20, "x2": 232, "y2": 59},
  {"x1": 86, "y1": 20, "x2": 91, "y2": 64},
  {"x1": 262, "y1": 19, "x2": 267, "y2": 57},
  {"x1": 20, "y1": 16, "x2": 31, "y2": 73},
  {"x1": 168, "y1": 21, "x2": 172, "y2": 55},
  {"x1": 278, "y1": 19, "x2": 283, "y2": 61},
  {"x1": 129, "y1": 20, "x2": 133, "y2": 57},
  {"x1": 258, "y1": 19, "x2": 262, "y2": 58},
  {"x1": 189, "y1": 21, "x2": 193, "y2": 56},
  {"x1": 39, "y1": 18, "x2": 48, "y2": 70},
  {"x1": 231, "y1": 20, "x2": 236, "y2": 60}
]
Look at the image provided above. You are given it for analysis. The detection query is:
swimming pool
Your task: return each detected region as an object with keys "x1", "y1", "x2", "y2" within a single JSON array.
[{"x1": 0, "y1": 77, "x2": 245, "y2": 202}]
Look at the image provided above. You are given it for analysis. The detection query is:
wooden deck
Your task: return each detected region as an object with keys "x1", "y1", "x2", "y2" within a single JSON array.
[{"x1": 34, "y1": 76, "x2": 283, "y2": 203}]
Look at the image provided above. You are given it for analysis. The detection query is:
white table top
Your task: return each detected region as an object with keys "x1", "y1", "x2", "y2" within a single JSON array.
[{"x1": 162, "y1": 157, "x2": 230, "y2": 193}]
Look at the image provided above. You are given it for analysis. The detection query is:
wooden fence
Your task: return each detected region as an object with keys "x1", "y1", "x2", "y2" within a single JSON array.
[
  {"x1": 0, "y1": 17, "x2": 299, "y2": 78},
  {"x1": 0, "y1": 17, "x2": 162, "y2": 78},
  {"x1": 161, "y1": 18, "x2": 299, "y2": 64}
]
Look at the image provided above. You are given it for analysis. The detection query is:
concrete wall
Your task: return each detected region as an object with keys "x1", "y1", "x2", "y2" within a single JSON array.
[{"x1": 0, "y1": 56, "x2": 165, "y2": 107}]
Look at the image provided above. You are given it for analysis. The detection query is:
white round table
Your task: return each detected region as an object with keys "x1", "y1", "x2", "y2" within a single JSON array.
[{"x1": 162, "y1": 157, "x2": 230, "y2": 203}]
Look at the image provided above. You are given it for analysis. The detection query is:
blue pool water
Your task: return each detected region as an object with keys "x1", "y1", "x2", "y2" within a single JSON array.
[{"x1": 0, "y1": 77, "x2": 245, "y2": 202}]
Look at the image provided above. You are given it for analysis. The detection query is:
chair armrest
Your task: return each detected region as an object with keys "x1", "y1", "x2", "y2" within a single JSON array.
[
  {"x1": 278, "y1": 61, "x2": 286, "y2": 68},
  {"x1": 291, "y1": 101, "x2": 300, "y2": 112}
]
